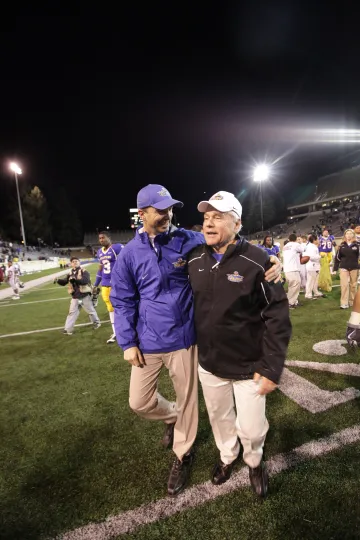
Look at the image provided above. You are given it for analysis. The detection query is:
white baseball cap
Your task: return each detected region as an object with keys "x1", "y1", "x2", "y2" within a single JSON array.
[{"x1": 197, "y1": 191, "x2": 242, "y2": 219}]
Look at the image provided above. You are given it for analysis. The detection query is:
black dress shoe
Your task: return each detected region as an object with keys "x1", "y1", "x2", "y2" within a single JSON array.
[
  {"x1": 161, "y1": 422, "x2": 175, "y2": 449},
  {"x1": 212, "y1": 460, "x2": 234, "y2": 485},
  {"x1": 167, "y1": 451, "x2": 193, "y2": 497},
  {"x1": 249, "y1": 461, "x2": 269, "y2": 498}
]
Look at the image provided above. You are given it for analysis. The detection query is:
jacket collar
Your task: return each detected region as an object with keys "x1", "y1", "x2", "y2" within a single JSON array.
[
  {"x1": 135, "y1": 225, "x2": 185, "y2": 252},
  {"x1": 204, "y1": 236, "x2": 246, "y2": 261}
]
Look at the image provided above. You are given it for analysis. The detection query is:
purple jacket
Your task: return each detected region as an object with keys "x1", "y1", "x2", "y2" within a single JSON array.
[{"x1": 110, "y1": 226, "x2": 204, "y2": 353}]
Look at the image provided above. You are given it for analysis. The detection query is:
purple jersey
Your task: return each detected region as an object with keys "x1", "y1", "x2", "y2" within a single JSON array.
[
  {"x1": 318, "y1": 235, "x2": 335, "y2": 253},
  {"x1": 259, "y1": 244, "x2": 279, "y2": 257},
  {"x1": 96, "y1": 244, "x2": 124, "y2": 286}
]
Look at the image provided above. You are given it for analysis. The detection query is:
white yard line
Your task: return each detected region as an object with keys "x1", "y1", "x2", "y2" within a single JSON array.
[
  {"x1": 58, "y1": 424, "x2": 360, "y2": 540},
  {"x1": 286, "y1": 360, "x2": 360, "y2": 377},
  {"x1": 0, "y1": 320, "x2": 110, "y2": 339},
  {"x1": 20, "y1": 286, "x2": 62, "y2": 295},
  {"x1": 0, "y1": 297, "x2": 69, "y2": 308},
  {"x1": 279, "y1": 368, "x2": 360, "y2": 413}
]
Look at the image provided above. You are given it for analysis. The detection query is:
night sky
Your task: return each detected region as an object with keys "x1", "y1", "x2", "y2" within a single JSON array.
[{"x1": 1, "y1": 3, "x2": 360, "y2": 233}]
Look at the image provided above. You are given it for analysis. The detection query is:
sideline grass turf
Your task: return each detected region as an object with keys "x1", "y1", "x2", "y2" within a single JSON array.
[{"x1": 1, "y1": 280, "x2": 360, "y2": 539}]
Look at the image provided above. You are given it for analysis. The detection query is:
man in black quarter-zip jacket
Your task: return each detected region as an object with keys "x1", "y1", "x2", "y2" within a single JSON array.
[{"x1": 188, "y1": 191, "x2": 292, "y2": 498}]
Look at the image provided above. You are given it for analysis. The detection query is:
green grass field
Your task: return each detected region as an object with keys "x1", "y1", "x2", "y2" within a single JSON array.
[{"x1": 1, "y1": 270, "x2": 360, "y2": 540}]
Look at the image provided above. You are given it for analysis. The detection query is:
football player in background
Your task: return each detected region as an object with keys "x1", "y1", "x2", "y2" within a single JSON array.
[
  {"x1": 318, "y1": 229, "x2": 336, "y2": 263},
  {"x1": 353, "y1": 224, "x2": 360, "y2": 244},
  {"x1": 6, "y1": 260, "x2": 21, "y2": 300},
  {"x1": 94, "y1": 232, "x2": 124, "y2": 343},
  {"x1": 318, "y1": 228, "x2": 336, "y2": 292},
  {"x1": 260, "y1": 235, "x2": 280, "y2": 257}
]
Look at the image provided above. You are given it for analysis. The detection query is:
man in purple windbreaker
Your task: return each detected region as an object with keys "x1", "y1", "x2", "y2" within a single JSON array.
[{"x1": 110, "y1": 184, "x2": 281, "y2": 497}]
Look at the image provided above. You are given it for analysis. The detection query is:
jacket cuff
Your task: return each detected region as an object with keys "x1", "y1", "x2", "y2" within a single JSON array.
[
  {"x1": 122, "y1": 342, "x2": 139, "y2": 351},
  {"x1": 255, "y1": 361, "x2": 283, "y2": 385}
]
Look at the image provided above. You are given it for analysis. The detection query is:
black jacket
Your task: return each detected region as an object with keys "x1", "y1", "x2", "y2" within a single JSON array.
[
  {"x1": 57, "y1": 268, "x2": 92, "y2": 299},
  {"x1": 188, "y1": 239, "x2": 292, "y2": 384},
  {"x1": 334, "y1": 242, "x2": 359, "y2": 271}
]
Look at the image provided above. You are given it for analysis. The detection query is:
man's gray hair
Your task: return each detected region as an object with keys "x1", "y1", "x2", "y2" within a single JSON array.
[{"x1": 227, "y1": 211, "x2": 242, "y2": 234}]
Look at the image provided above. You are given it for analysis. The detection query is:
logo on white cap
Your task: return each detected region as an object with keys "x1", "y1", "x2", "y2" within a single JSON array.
[{"x1": 198, "y1": 191, "x2": 242, "y2": 219}]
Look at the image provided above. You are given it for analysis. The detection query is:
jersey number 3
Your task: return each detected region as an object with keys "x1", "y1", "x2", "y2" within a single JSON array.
[{"x1": 103, "y1": 260, "x2": 111, "y2": 274}]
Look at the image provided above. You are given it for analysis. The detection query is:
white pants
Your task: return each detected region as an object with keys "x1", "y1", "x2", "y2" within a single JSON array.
[
  {"x1": 199, "y1": 365, "x2": 269, "y2": 468},
  {"x1": 285, "y1": 271, "x2": 301, "y2": 305},
  {"x1": 305, "y1": 270, "x2": 320, "y2": 298},
  {"x1": 9, "y1": 279, "x2": 20, "y2": 294},
  {"x1": 299, "y1": 265, "x2": 307, "y2": 289}
]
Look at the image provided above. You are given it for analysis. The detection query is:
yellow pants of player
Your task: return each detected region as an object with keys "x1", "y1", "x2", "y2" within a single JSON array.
[
  {"x1": 101, "y1": 286, "x2": 114, "y2": 312},
  {"x1": 318, "y1": 253, "x2": 332, "y2": 292}
]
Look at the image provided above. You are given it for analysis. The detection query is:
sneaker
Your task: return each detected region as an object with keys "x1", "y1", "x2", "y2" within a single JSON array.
[
  {"x1": 161, "y1": 422, "x2": 175, "y2": 449},
  {"x1": 107, "y1": 333, "x2": 116, "y2": 344},
  {"x1": 93, "y1": 322, "x2": 101, "y2": 330},
  {"x1": 63, "y1": 329, "x2": 73, "y2": 335},
  {"x1": 12, "y1": 295, "x2": 20, "y2": 300},
  {"x1": 249, "y1": 460, "x2": 269, "y2": 498},
  {"x1": 340, "y1": 305, "x2": 349, "y2": 309},
  {"x1": 167, "y1": 451, "x2": 194, "y2": 497},
  {"x1": 304, "y1": 295, "x2": 313, "y2": 300},
  {"x1": 289, "y1": 304, "x2": 296, "y2": 310},
  {"x1": 212, "y1": 460, "x2": 235, "y2": 485}
]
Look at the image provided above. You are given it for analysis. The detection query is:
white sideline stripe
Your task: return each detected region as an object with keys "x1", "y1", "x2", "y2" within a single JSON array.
[
  {"x1": 21, "y1": 286, "x2": 61, "y2": 295},
  {"x1": 286, "y1": 360, "x2": 360, "y2": 377},
  {"x1": 280, "y1": 368, "x2": 360, "y2": 413},
  {"x1": 0, "y1": 297, "x2": 69, "y2": 308},
  {"x1": 0, "y1": 320, "x2": 110, "y2": 339},
  {"x1": 58, "y1": 424, "x2": 360, "y2": 540}
]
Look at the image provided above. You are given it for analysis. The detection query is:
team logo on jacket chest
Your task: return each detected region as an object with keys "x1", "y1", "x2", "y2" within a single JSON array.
[
  {"x1": 227, "y1": 271, "x2": 244, "y2": 283},
  {"x1": 173, "y1": 257, "x2": 187, "y2": 268}
]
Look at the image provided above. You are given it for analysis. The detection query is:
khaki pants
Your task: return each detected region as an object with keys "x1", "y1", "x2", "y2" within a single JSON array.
[
  {"x1": 305, "y1": 270, "x2": 320, "y2": 298},
  {"x1": 340, "y1": 269, "x2": 359, "y2": 307},
  {"x1": 285, "y1": 271, "x2": 301, "y2": 306},
  {"x1": 129, "y1": 346, "x2": 198, "y2": 460},
  {"x1": 198, "y1": 365, "x2": 269, "y2": 468}
]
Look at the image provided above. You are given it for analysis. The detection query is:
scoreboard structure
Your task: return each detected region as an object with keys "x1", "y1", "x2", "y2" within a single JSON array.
[{"x1": 129, "y1": 208, "x2": 142, "y2": 229}]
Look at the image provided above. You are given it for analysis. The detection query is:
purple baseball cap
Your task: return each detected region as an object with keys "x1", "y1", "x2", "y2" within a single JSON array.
[{"x1": 137, "y1": 184, "x2": 184, "y2": 210}]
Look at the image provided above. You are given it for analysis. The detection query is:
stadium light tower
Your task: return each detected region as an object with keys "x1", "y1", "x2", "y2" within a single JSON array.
[
  {"x1": 9, "y1": 162, "x2": 27, "y2": 248},
  {"x1": 253, "y1": 164, "x2": 270, "y2": 232}
]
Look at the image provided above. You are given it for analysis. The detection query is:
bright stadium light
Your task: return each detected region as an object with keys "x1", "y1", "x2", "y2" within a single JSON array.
[
  {"x1": 253, "y1": 164, "x2": 271, "y2": 232},
  {"x1": 10, "y1": 162, "x2": 22, "y2": 175},
  {"x1": 9, "y1": 161, "x2": 26, "y2": 247},
  {"x1": 253, "y1": 164, "x2": 270, "y2": 182}
]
